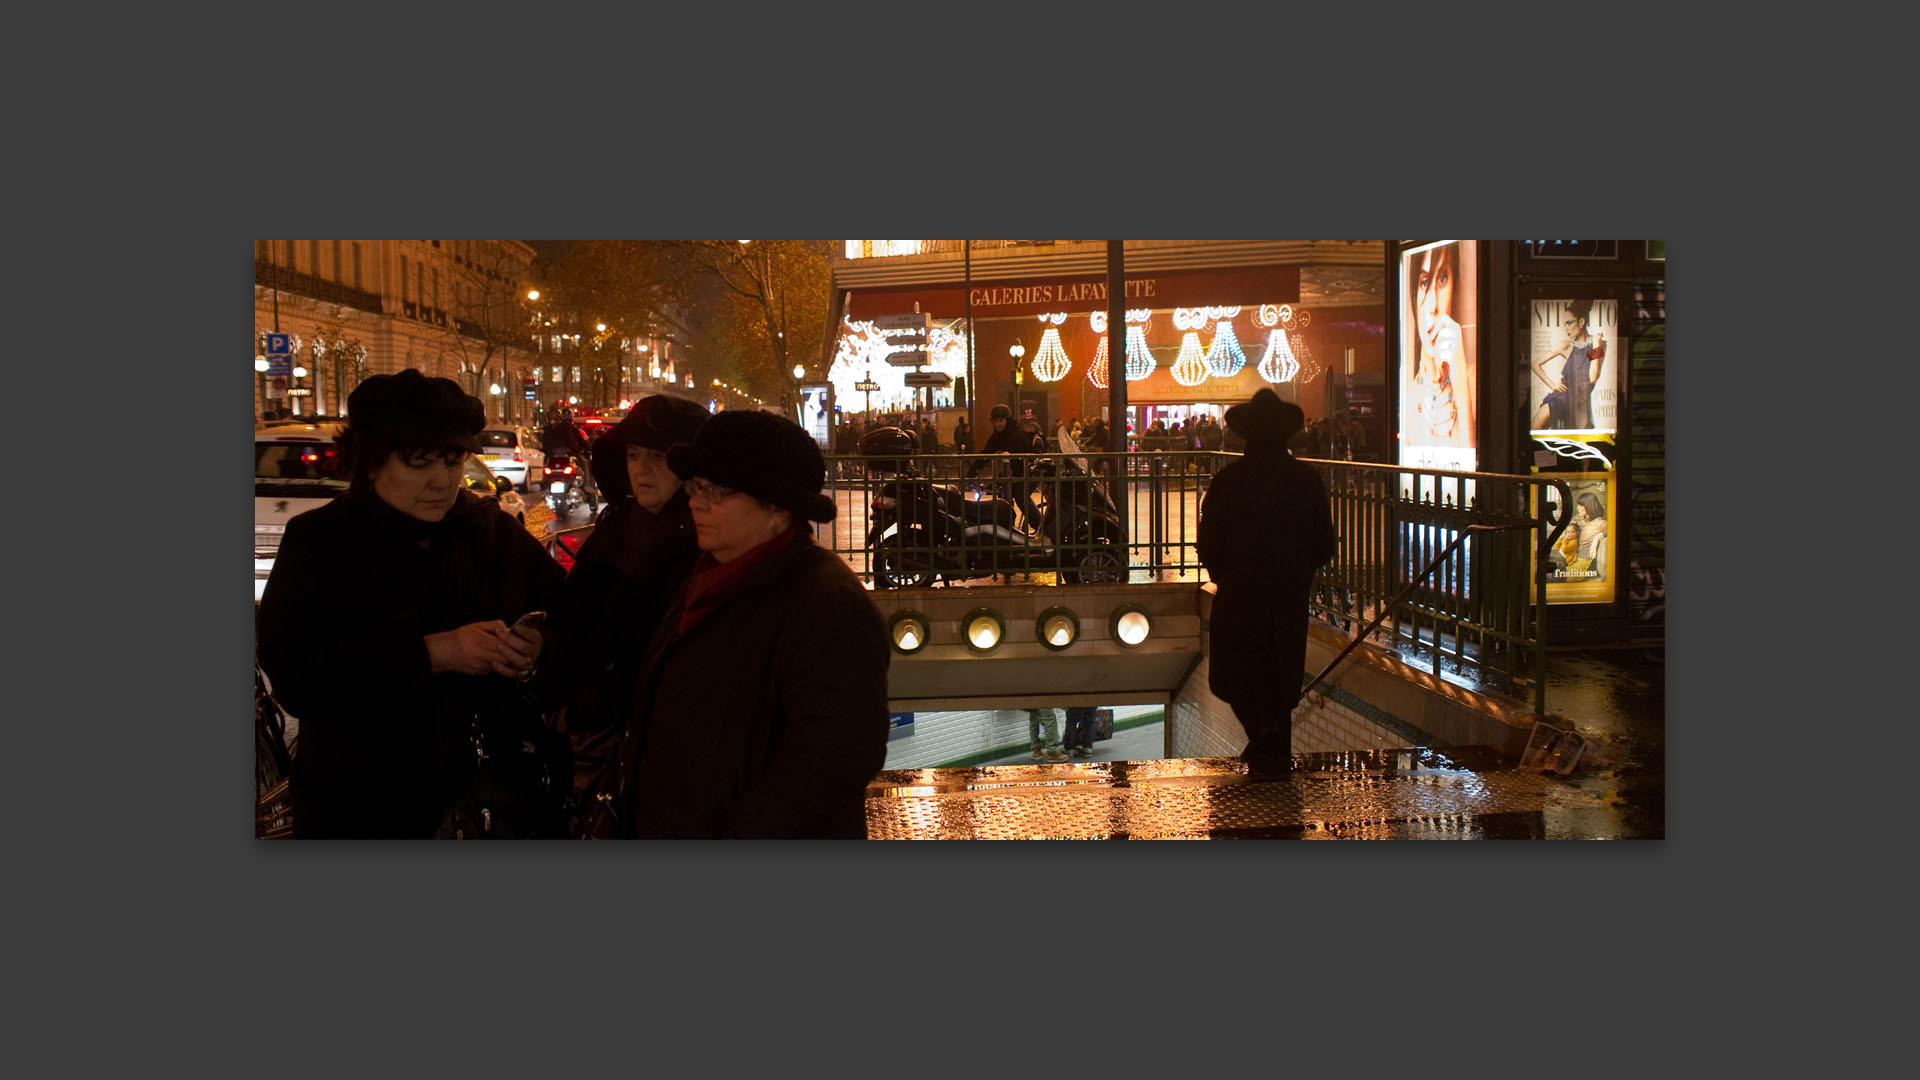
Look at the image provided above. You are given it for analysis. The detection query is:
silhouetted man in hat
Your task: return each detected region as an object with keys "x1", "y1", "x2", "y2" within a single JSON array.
[{"x1": 1197, "y1": 389, "x2": 1336, "y2": 771}]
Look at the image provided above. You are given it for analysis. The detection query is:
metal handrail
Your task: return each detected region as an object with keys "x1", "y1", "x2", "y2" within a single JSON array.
[{"x1": 1301, "y1": 521, "x2": 1537, "y2": 716}]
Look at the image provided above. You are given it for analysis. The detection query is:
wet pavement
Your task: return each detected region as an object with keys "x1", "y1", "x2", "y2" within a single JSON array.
[{"x1": 864, "y1": 646, "x2": 1664, "y2": 840}]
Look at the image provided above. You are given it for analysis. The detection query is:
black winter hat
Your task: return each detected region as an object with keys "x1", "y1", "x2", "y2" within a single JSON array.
[
  {"x1": 346, "y1": 368, "x2": 485, "y2": 452},
  {"x1": 669, "y1": 410, "x2": 836, "y2": 523},
  {"x1": 1224, "y1": 387, "x2": 1304, "y2": 447},
  {"x1": 590, "y1": 394, "x2": 713, "y2": 498}
]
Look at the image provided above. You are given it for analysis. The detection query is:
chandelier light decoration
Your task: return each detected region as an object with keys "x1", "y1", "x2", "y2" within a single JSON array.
[
  {"x1": 1204, "y1": 306, "x2": 1246, "y2": 377},
  {"x1": 1086, "y1": 334, "x2": 1110, "y2": 389},
  {"x1": 1124, "y1": 324, "x2": 1155, "y2": 381},
  {"x1": 1030, "y1": 313, "x2": 1071, "y2": 382},
  {"x1": 1255, "y1": 303, "x2": 1312, "y2": 383},
  {"x1": 1169, "y1": 308, "x2": 1208, "y2": 387},
  {"x1": 1257, "y1": 328, "x2": 1300, "y2": 383}
]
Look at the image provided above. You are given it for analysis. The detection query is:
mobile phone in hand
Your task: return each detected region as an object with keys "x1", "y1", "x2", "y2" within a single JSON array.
[{"x1": 510, "y1": 610, "x2": 547, "y2": 636}]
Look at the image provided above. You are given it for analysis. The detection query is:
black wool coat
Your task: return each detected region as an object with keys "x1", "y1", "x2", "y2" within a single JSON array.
[
  {"x1": 530, "y1": 493, "x2": 700, "y2": 806},
  {"x1": 256, "y1": 489, "x2": 564, "y2": 838},
  {"x1": 617, "y1": 532, "x2": 891, "y2": 838},
  {"x1": 1196, "y1": 441, "x2": 1337, "y2": 705}
]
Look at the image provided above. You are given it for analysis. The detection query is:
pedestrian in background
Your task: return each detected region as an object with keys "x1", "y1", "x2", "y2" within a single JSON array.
[
  {"x1": 953, "y1": 415, "x2": 974, "y2": 454},
  {"x1": 257, "y1": 369, "x2": 562, "y2": 837},
  {"x1": 1063, "y1": 705, "x2": 1099, "y2": 759},
  {"x1": 615, "y1": 410, "x2": 891, "y2": 837},
  {"x1": 524, "y1": 394, "x2": 710, "y2": 834},
  {"x1": 1197, "y1": 388, "x2": 1336, "y2": 772},
  {"x1": 1029, "y1": 707, "x2": 1068, "y2": 762}
]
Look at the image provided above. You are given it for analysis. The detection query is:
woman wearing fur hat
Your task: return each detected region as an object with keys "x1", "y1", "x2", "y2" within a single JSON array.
[
  {"x1": 257, "y1": 369, "x2": 564, "y2": 837},
  {"x1": 523, "y1": 394, "x2": 711, "y2": 834},
  {"x1": 613, "y1": 410, "x2": 891, "y2": 838},
  {"x1": 1197, "y1": 388, "x2": 1337, "y2": 772}
]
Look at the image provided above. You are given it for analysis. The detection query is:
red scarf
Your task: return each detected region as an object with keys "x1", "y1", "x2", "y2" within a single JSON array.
[{"x1": 674, "y1": 524, "x2": 803, "y2": 637}]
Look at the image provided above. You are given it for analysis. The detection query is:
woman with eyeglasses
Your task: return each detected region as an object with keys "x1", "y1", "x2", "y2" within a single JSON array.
[
  {"x1": 522, "y1": 394, "x2": 711, "y2": 835},
  {"x1": 257, "y1": 370, "x2": 563, "y2": 838},
  {"x1": 612, "y1": 410, "x2": 891, "y2": 838}
]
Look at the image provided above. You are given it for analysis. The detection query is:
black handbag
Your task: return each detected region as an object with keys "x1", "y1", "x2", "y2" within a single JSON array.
[
  {"x1": 435, "y1": 712, "x2": 574, "y2": 839},
  {"x1": 1093, "y1": 708, "x2": 1115, "y2": 742},
  {"x1": 255, "y1": 665, "x2": 296, "y2": 839}
]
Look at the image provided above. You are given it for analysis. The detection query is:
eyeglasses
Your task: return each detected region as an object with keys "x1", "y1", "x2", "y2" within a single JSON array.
[{"x1": 683, "y1": 476, "x2": 740, "y2": 503}]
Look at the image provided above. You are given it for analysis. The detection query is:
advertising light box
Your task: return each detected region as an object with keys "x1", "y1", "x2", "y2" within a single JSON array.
[{"x1": 1397, "y1": 240, "x2": 1480, "y2": 474}]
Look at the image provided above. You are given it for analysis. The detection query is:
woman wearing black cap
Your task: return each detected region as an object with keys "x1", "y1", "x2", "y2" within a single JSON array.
[
  {"x1": 1197, "y1": 388, "x2": 1337, "y2": 772},
  {"x1": 523, "y1": 394, "x2": 711, "y2": 834},
  {"x1": 613, "y1": 410, "x2": 891, "y2": 838},
  {"x1": 257, "y1": 369, "x2": 565, "y2": 837}
]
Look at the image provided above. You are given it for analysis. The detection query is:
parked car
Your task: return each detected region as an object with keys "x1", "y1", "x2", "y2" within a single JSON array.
[
  {"x1": 477, "y1": 424, "x2": 545, "y2": 492},
  {"x1": 254, "y1": 422, "x2": 511, "y2": 602}
]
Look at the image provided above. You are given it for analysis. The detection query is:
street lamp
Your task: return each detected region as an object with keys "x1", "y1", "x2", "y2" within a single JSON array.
[{"x1": 1010, "y1": 339, "x2": 1026, "y2": 389}]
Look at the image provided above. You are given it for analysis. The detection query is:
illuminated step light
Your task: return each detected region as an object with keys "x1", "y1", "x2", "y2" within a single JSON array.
[
  {"x1": 1109, "y1": 605, "x2": 1152, "y2": 648},
  {"x1": 888, "y1": 609, "x2": 930, "y2": 655},
  {"x1": 963, "y1": 607, "x2": 1006, "y2": 653},
  {"x1": 1036, "y1": 606, "x2": 1080, "y2": 651}
]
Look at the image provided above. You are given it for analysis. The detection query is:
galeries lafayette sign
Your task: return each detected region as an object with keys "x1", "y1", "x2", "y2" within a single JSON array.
[{"x1": 845, "y1": 264, "x2": 1300, "y2": 321}]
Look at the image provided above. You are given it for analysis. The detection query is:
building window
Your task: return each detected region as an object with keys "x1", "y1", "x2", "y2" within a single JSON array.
[
  {"x1": 332, "y1": 240, "x2": 343, "y2": 283},
  {"x1": 285, "y1": 240, "x2": 297, "y2": 266},
  {"x1": 309, "y1": 240, "x2": 320, "y2": 277},
  {"x1": 256, "y1": 240, "x2": 269, "y2": 262},
  {"x1": 400, "y1": 256, "x2": 409, "y2": 302},
  {"x1": 352, "y1": 244, "x2": 363, "y2": 289},
  {"x1": 432, "y1": 268, "x2": 439, "y2": 312},
  {"x1": 417, "y1": 265, "x2": 426, "y2": 314}
]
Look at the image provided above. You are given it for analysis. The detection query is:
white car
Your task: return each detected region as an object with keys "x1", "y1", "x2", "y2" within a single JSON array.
[
  {"x1": 477, "y1": 425, "x2": 545, "y2": 492},
  {"x1": 254, "y1": 422, "x2": 511, "y2": 602}
]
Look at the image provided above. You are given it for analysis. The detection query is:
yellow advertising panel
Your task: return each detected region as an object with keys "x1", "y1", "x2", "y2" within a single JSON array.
[{"x1": 1532, "y1": 473, "x2": 1617, "y2": 605}]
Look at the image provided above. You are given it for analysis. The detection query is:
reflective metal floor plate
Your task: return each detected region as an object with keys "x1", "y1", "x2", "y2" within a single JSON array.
[{"x1": 865, "y1": 747, "x2": 1629, "y2": 839}]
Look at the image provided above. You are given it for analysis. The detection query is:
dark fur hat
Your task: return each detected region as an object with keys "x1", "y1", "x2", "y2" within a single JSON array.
[
  {"x1": 346, "y1": 368, "x2": 485, "y2": 452},
  {"x1": 590, "y1": 394, "x2": 713, "y2": 499},
  {"x1": 1224, "y1": 387, "x2": 1304, "y2": 448},
  {"x1": 668, "y1": 410, "x2": 836, "y2": 522}
]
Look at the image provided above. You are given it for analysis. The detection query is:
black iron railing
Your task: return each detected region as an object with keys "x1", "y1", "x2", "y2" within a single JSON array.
[{"x1": 537, "y1": 453, "x2": 1573, "y2": 710}]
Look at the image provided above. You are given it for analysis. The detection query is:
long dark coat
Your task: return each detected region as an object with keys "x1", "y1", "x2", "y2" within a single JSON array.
[
  {"x1": 530, "y1": 492, "x2": 700, "y2": 808},
  {"x1": 256, "y1": 489, "x2": 564, "y2": 838},
  {"x1": 1196, "y1": 442, "x2": 1336, "y2": 706},
  {"x1": 616, "y1": 532, "x2": 891, "y2": 838}
]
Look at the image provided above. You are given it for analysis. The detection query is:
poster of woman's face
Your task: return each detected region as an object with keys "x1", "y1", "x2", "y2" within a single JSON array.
[
  {"x1": 1398, "y1": 241, "x2": 1479, "y2": 474},
  {"x1": 1528, "y1": 299, "x2": 1621, "y2": 436},
  {"x1": 1534, "y1": 473, "x2": 1615, "y2": 606}
]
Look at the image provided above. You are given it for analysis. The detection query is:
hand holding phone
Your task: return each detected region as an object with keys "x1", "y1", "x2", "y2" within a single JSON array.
[{"x1": 507, "y1": 611, "x2": 546, "y2": 675}]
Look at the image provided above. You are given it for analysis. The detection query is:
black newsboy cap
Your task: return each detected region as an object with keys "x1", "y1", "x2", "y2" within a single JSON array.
[
  {"x1": 346, "y1": 368, "x2": 486, "y2": 452},
  {"x1": 668, "y1": 410, "x2": 835, "y2": 523}
]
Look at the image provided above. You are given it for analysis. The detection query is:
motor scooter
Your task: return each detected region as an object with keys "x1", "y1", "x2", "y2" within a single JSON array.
[
  {"x1": 541, "y1": 452, "x2": 597, "y2": 517},
  {"x1": 858, "y1": 426, "x2": 1127, "y2": 588}
]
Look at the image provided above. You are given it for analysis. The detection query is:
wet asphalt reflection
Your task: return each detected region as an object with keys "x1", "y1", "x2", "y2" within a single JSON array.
[{"x1": 864, "y1": 649, "x2": 1664, "y2": 840}]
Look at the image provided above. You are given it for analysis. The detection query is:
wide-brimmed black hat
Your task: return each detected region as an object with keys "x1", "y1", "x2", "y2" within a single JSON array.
[
  {"x1": 346, "y1": 368, "x2": 485, "y2": 452},
  {"x1": 1224, "y1": 387, "x2": 1303, "y2": 447},
  {"x1": 590, "y1": 394, "x2": 713, "y2": 498},
  {"x1": 668, "y1": 410, "x2": 835, "y2": 522}
]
